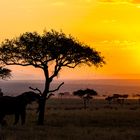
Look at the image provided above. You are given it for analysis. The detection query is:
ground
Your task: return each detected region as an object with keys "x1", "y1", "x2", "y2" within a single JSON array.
[{"x1": 0, "y1": 98, "x2": 140, "y2": 140}]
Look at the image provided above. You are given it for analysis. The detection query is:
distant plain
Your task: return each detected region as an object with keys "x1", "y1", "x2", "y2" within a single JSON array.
[{"x1": 1, "y1": 79, "x2": 140, "y2": 97}]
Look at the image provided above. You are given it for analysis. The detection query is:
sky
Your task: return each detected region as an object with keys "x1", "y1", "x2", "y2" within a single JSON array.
[{"x1": 0, "y1": 0, "x2": 140, "y2": 80}]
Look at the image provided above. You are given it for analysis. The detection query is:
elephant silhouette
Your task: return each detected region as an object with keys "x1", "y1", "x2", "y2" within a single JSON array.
[{"x1": 0, "y1": 91, "x2": 40, "y2": 125}]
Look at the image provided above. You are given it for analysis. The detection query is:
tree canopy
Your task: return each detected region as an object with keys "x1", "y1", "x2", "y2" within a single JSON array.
[
  {"x1": 73, "y1": 88, "x2": 98, "y2": 97},
  {"x1": 0, "y1": 30, "x2": 104, "y2": 73}
]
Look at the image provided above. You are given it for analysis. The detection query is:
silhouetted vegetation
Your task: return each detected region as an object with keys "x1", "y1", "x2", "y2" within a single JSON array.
[
  {"x1": 133, "y1": 94, "x2": 140, "y2": 104},
  {"x1": 0, "y1": 67, "x2": 11, "y2": 79},
  {"x1": 105, "y1": 94, "x2": 128, "y2": 105},
  {"x1": 58, "y1": 92, "x2": 70, "y2": 99},
  {"x1": 73, "y1": 89, "x2": 98, "y2": 109},
  {"x1": 0, "y1": 30, "x2": 104, "y2": 125}
]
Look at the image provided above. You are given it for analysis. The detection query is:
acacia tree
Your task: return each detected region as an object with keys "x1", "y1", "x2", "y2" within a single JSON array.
[
  {"x1": 73, "y1": 88, "x2": 98, "y2": 109},
  {"x1": 0, "y1": 66, "x2": 11, "y2": 79},
  {"x1": 0, "y1": 30, "x2": 104, "y2": 125}
]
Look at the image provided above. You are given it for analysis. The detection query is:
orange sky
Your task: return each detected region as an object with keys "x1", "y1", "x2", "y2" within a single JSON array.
[{"x1": 0, "y1": 0, "x2": 140, "y2": 80}]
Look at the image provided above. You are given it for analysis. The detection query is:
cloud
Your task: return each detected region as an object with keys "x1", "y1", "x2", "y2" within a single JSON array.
[
  {"x1": 102, "y1": 19, "x2": 117, "y2": 23},
  {"x1": 93, "y1": 40, "x2": 137, "y2": 50},
  {"x1": 51, "y1": 1, "x2": 65, "y2": 6},
  {"x1": 99, "y1": 0, "x2": 115, "y2": 2},
  {"x1": 99, "y1": 0, "x2": 126, "y2": 2},
  {"x1": 85, "y1": 0, "x2": 92, "y2": 2},
  {"x1": 98, "y1": 0, "x2": 140, "y2": 4}
]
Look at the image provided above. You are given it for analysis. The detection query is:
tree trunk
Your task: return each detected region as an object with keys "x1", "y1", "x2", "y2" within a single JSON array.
[
  {"x1": 83, "y1": 99, "x2": 87, "y2": 109},
  {"x1": 37, "y1": 68, "x2": 50, "y2": 125},
  {"x1": 37, "y1": 96, "x2": 46, "y2": 125}
]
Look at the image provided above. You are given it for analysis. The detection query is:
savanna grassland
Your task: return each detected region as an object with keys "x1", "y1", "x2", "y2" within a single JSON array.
[{"x1": 0, "y1": 98, "x2": 140, "y2": 140}]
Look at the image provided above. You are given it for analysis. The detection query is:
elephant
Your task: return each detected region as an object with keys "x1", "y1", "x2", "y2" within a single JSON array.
[{"x1": 0, "y1": 91, "x2": 40, "y2": 125}]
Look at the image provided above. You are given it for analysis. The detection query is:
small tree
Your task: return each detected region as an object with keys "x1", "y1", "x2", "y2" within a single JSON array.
[
  {"x1": 73, "y1": 88, "x2": 98, "y2": 109},
  {"x1": 58, "y1": 92, "x2": 70, "y2": 99},
  {"x1": 0, "y1": 30, "x2": 104, "y2": 124},
  {"x1": 0, "y1": 66, "x2": 11, "y2": 79},
  {"x1": 58, "y1": 92, "x2": 65, "y2": 99}
]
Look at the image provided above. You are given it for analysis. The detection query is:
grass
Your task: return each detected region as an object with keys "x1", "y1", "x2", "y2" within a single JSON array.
[{"x1": 0, "y1": 98, "x2": 140, "y2": 140}]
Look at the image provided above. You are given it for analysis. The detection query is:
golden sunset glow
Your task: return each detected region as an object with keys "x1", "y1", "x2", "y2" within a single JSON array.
[{"x1": 1, "y1": 0, "x2": 140, "y2": 80}]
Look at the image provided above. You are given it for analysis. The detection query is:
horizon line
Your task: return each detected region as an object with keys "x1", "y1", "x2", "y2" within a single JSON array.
[{"x1": 2, "y1": 78, "x2": 140, "y2": 81}]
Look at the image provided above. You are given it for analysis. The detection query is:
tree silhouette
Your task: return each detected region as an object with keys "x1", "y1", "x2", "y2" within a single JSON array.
[
  {"x1": 0, "y1": 67, "x2": 11, "y2": 79},
  {"x1": 73, "y1": 88, "x2": 98, "y2": 109},
  {"x1": 58, "y1": 92, "x2": 65, "y2": 103},
  {"x1": 0, "y1": 30, "x2": 104, "y2": 125},
  {"x1": 105, "y1": 94, "x2": 128, "y2": 105},
  {"x1": 134, "y1": 94, "x2": 140, "y2": 104}
]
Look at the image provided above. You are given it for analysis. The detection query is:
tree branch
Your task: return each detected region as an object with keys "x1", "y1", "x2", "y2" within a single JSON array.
[
  {"x1": 2, "y1": 62, "x2": 32, "y2": 67},
  {"x1": 46, "y1": 93, "x2": 54, "y2": 99},
  {"x1": 49, "y1": 59, "x2": 62, "y2": 81},
  {"x1": 49, "y1": 82, "x2": 64, "y2": 93},
  {"x1": 29, "y1": 86, "x2": 42, "y2": 95},
  {"x1": 64, "y1": 62, "x2": 80, "y2": 68},
  {"x1": 1, "y1": 60, "x2": 43, "y2": 68}
]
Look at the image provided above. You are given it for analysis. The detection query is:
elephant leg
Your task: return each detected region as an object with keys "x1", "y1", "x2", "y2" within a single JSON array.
[
  {"x1": 21, "y1": 110, "x2": 26, "y2": 125},
  {"x1": 14, "y1": 113, "x2": 19, "y2": 125}
]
